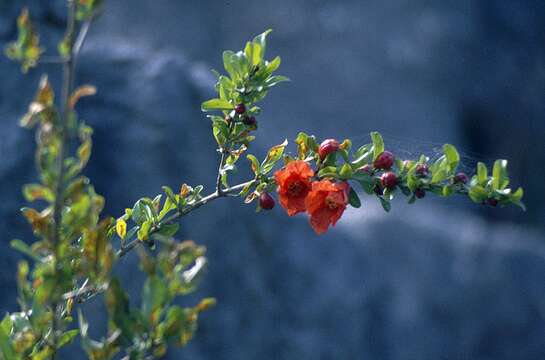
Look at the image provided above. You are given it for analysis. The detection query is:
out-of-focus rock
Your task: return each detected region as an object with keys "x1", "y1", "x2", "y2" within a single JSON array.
[{"x1": 0, "y1": 1, "x2": 544, "y2": 359}]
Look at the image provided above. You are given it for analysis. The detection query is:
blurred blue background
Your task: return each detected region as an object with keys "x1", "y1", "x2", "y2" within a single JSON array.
[{"x1": 1, "y1": 0, "x2": 545, "y2": 359}]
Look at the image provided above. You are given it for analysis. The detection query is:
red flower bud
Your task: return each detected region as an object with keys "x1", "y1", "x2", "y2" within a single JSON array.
[
  {"x1": 415, "y1": 164, "x2": 429, "y2": 177},
  {"x1": 318, "y1": 139, "x2": 340, "y2": 160},
  {"x1": 358, "y1": 164, "x2": 372, "y2": 174},
  {"x1": 234, "y1": 103, "x2": 246, "y2": 114},
  {"x1": 415, "y1": 188, "x2": 426, "y2": 199},
  {"x1": 380, "y1": 171, "x2": 397, "y2": 189},
  {"x1": 373, "y1": 151, "x2": 395, "y2": 170},
  {"x1": 487, "y1": 198, "x2": 498, "y2": 207},
  {"x1": 259, "y1": 192, "x2": 276, "y2": 210},
  {"x1": 454, "y1": 172, "x2": 469, "y2": 184}
]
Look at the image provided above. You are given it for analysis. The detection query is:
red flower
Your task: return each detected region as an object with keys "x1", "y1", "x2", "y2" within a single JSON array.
[
  {"x1": 305, "y1": 180, "x2": 350, "y2": 235},
  {"x1": 274, "y1": 160, "x2": 314, "y2": 216}
]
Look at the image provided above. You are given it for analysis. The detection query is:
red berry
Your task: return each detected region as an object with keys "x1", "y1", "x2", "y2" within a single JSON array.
[
  {"x1": 487, "y1": 198, "x2": 498, "y2": 207},
  {"x1": 380, "y1": 171, "x2": 397, "y2": 189},
  {"x1": 415, "y1": 188, "x2": 426, "y2": 199},
  {"x1": 243, "y1": 116, "x2": 257, "y2": 127},
  {"x1": 235, "y1": 103, "x2": 246, "y2": 114},
  {"x1": 259, "y1": 192, "x2": 276, "y2": 210},
  {"x1": 373, "y1": 151, "x2": 395, "y2": 170},
  {"x1": 318, "y1": 139, "x2": 340, "y2": 160},
  {"x1": 415, "y1": 164, "x2": 429, "y2": 177},
  {"x1": 454, "y1": 172, "x2": 469, "y2": 184},
  {"x1": 359, "y1": 164, "x2": 372, "y2": 174}
]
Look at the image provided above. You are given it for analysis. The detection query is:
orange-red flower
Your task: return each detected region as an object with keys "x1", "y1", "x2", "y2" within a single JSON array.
[
  {"x1": 274, "y1": 160, "x2": 314, "y2": 216},
  {"x1": 305, "y1": 180, "x2": 350, "y2": 235}
]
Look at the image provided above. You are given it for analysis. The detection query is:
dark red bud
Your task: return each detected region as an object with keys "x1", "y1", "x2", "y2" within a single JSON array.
[
  {"x1": 373, "y1": 151, "x2": 395, "y2": 170},
  {"x1": 487, "y1": 198, "x2": 498, "y2": 207},
  {"x1": 415, "y1": 164, "x2": 429, "y2": 177},
  {"x1": 259, "y1": 192, "x2": 276, "y2": 210},
  {"x1": 415, "y1": 188, "x2": 426, "y2": 199},
  {"x1": 454, "y1": 172, "x2": 469, "y2": 184},
  {"x1": 243, "y1": 116, "x2": 257, "y2": 127},
  {"x1": 318, "y1": 139, "x2": 340, "y2": 160},
  {"x1": 374, "y1": 184, "x2": 384, "y2": 196},
  {"x1": 234, "y1": 103, "x2": 246, "y2": 115},
  {"x1": 380, "y1": 171, "x2": 397, "y2": 189}
]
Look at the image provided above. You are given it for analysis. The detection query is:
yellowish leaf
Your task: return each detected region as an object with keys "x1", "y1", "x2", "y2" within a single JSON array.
[{"x1": 116, "y1": 219, "x2": 127, "y2": 239}]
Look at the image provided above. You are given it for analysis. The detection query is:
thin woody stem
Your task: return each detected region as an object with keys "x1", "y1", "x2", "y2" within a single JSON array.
[
  {"x1": 51, "y1": 2, "x2": 94, "y2": 357},
  {"x1": 50, "y1": 2, "x2": 77, "y2": 357},
  {"x1": 215, "y1": 150, "x2": 228, "y2": 195},
  {"x1": 64, "y1": 178, "x2": 258, "y2": 303},
  {"x1": 215, "y1": 121, "x2": 235, "y2": 194}
]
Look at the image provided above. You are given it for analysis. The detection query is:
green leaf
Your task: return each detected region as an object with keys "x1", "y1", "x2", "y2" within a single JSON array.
[
  {"x1": 317, "y1": 166, "x2": 337, "y2": 178},
  {"x1": 383, "y1": 188, "x2": 395, "y2": 201},
  {"x1": 511, "y1": 187, "x2": 524, "y2": 202},
  {"x1": 431, "y1": 168, "x2": 449, "y2": 184},
  {"x1": 58, "y1": 329, "x2": 79, "y2": 347},
  {"x1": 442, "y1": 185, "x2": 453, "y2": 197},
  {"x1": 162, "y1": 186, "x2": 178, "y2": 205},
  {"x1": 348, "y1": 188, "x2": 361, "y2": 208},
  {"x1": 379, "y1": 197, "x2": 391, "y2": 212},
  {"x1": 492, "y1": 159, "x2": 508, "y2": 190},
  {"x1": 231, "y1": 51, "x2": 250, "y2": 79},
  {"x1": 264, "y1": 56, "x2": 281, "y2": 76},
  {"x1": 159, "y1": 197, "x2": 177, "y2": 220},
  {"x1": 10, "y1": 239, "x2": 39, "y2": 261},
  {"x1": 370, "y1": 132, "x2": 384, "y2": 160},
  {"x1": 222, "y1": 50, "x2": 238, "y2": 80},
  {"x1": 264, "y1": 75, "x2": 290, "y2": 88},
  {"x1": 201, "y1": 98, "x2": 234, "y2": 111},
  {"x1": 406, "y1": 172, "x2": 418, "y2": 191},
  {"x1": 253, "y1": 29, "x2": 273, "y2": 59},
  {"x1": 468, "y1": 185, "x2": 488, "y2": 203},
  {"x1": 5, "y1": 8, "x2": 43, "y2": 73},
  {"x1": 0, "y1": 323, "x2": 17, "y2": 360},
  {"x1": 218, "y1": 75, "x2": 234, "y2": 100},
  {"x1": 212, "y1": 118, "x2": 229, "y2": 147},
  {"x1": 105, "y1": 279, "x2": 135, "y2": 344},
  {"x1": 22, "y1": 184, "x2": 54, "y2": 202},
  {"x1": 339, "y1": 163, "x2": 353, "y2": 179},
  {"x1": 247, "y1": 154, "x2": 260, "y2": 175},
  {"x1": 351, "y1": 171, "x2": 372, "y2": 183},
  {"x1": 163, "y1": 306, "x2": 184, "y2": 338},
  {"x1": 76, "y1": 0, "x2": 103, "y2": 20},
  {"x1": 399, "y1": 186, "x2": 411, "y2": 196},
  {"x1": 156, "y1": 223, "x2": 179, "y2": 238},
  {"x1": 137, "y1": 220, "x2": 152, "y2": 241},
  {"x1": 131, "y1": 199, "x2": 153, "y2": 225},
  {"x1": 261, "y1": 139, "x2": 288, "y2": 174},
  {"x1": 245, "y1": 41, "x2": 262, "y2": 66},
  {"x1": 443, "y1": 144, "x2": 460, "y2": 173},
  {"x1": 142, "y1": 276, "x2": 168, "y2": 321},
  {"x1": 477, "y1": 162, "x2": 488, "y2": 185},
  {"x1": 294, "y1": 132, "x2": 310, "y2": 159}
]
